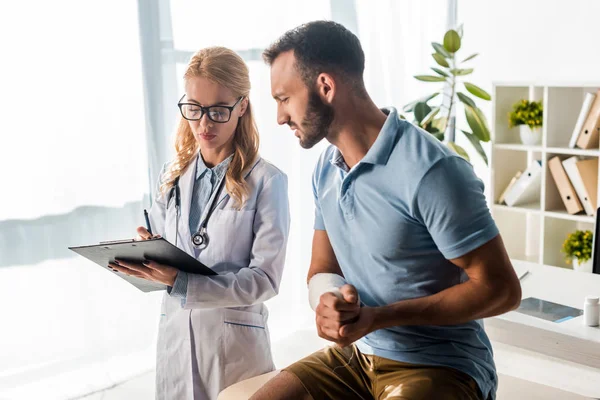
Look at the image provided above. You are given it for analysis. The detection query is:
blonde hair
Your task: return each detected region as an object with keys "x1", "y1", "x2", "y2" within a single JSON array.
[{"x1": 160, "y1": 47, "x2": 260, "y2": 207}]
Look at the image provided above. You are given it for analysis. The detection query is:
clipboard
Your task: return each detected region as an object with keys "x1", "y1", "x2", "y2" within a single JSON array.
[{"x1": 69, "y1": 238, "x2": 217, "y2": 292}]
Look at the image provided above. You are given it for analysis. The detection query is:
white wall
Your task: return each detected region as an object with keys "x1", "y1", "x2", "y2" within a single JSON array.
[{"x1": 460, "y1": 0, "x2": 600, "y2": 85}]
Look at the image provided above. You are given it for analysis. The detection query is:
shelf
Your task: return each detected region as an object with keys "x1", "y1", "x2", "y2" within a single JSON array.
[
  {"x1": 544, "y1": 210, "x2": 595, "y2": 223},
  {"x1": 493, "y1": 144, "x2": 600, "y2": 156},
  {"x1": 493, "y1": 203, "x2": 541, "y2": 214},
  {"x1": 492, "y1": 83, "x2": 600, "y2": 273},
  {"x1": 494, "y1": 204, "x2": 595, "y2": 223},
  {"x1": 546, "y1": 147, "x2": 600, "y2": 156},
  {"x1": 494, "y1": 143, "x2": 543, "y2": 152}
]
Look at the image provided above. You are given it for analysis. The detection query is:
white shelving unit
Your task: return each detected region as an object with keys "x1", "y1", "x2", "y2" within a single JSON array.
[{"x1": 490, "y1": 83, "x2": 600, "y2": 270}]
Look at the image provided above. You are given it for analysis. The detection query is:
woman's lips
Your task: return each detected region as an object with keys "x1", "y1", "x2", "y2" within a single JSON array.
[{"x1": 199, "y1": 133, "x2": 216, "y2": 141}]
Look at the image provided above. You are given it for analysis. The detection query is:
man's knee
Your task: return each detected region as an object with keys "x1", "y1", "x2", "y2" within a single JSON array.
[{"x1": 249, "y1": 370, "x2": 311, "y2": 400}]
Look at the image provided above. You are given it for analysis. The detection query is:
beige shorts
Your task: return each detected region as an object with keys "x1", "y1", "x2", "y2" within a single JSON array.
[{"x1": 284, "y1": 345, "x2": 483, "y2": 400}]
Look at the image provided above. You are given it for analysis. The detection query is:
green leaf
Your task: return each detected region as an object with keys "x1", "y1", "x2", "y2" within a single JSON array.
[
  {"x1": 403, "y1": 92, "x2": 440, "y2": 112},
  {"x1": 432, "y1": 116, "x2": 448, "y2": 132},
  {"x1": 431, "y1": 67, "x2": 449, "y2": 77},
  {"x1": 432, "y1": 53, "x2": 450, "y2": 68},
  {"x1": 414, "y1": 102, "x2": 432, "y2": 124},
  {"x1": 432, "y1": 42, "x2": 450, "y2": 58},
  {"x1": 457, "y1": 92, "x2": 476, "y2": 108},
  {"x1": 414, "y1": 75, "x2": 447, "y2": 82},
  {"x1": 447, "y1": 141, "x2": 470, "y2": 162},
  {"x1": 465, "y1": 106, "x2": 491, "y2": 142},
  {"x1": 450, "y1": 68, "x2": 474, "y2": 76},
  {"x1": 432, "y1": 132, "x2": 445, "y2": 141},
  {"x1": 464, "y1": 82, "x2": 491, "y2": 101},
  {"x1": 462, "y1": 53, "x2": 479, "y2": 63},
  {"x1": 421, "y1": 107, "x2": 440, "y2": 127},
  {"x1": 461, "y1": 130, "x2": 489, "y2": 165},
  {"x1": 443, "y1": 30, "x2": 461, "y2": 53}
]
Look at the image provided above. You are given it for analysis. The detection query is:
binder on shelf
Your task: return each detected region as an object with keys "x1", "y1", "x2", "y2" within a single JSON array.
[
  {"x1": 548, "y1": 156, "x2": 583, "y2": 215},
  {"x1": 576, "y1": 158, "x2": 598, "y2": 215},
  {"x1": 576, "y1": 89, "x2": 600, "y2": 149},
  {"x1": 504, "y1": 160, "x2": 542, "y2": 207},
  {"x1": 569, "y1": 92, "x2": 596, "y2": 148},
  {"x1": 562, "y1": 157, "x2": 597, "y2": 216},
  {"x1": 497, "y1": 170, "x2": 522, "y2": 205}
]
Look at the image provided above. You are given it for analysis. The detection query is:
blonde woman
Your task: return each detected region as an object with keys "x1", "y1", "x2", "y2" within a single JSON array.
[{"x1": 110, "y1": 47, "x2": 290, "y2": 399}]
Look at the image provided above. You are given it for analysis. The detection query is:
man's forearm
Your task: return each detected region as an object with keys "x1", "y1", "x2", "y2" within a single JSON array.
[{"x1": 371, "y1": 279, "x2": 521, "y2": 330}]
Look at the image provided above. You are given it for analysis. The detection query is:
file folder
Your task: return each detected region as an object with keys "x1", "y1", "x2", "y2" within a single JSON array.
[
  {"x1": 576, "y1": 89, "x2": 600, "y2": 149},
  {"x1": 569, "y1": 92, "x2": 596, "y2": 148},
  {"x1": 548, "y1": 156, "x2": 583, "y2": 214},
  {"x1": 576, "y1": 158, "x2": 598, "y2": 216},
  {"x1": 504, "y1": 160, "x2": 542, "y2": 207},
  {"x1": 69, "y1": 237, "x2": 217, "y2": 292},
  {"x1": 497, "y1": 170, "x2": 522, "y2": 205},
  {"x1": 562, "y1": 157, "x2": 597, "y2": 216}
]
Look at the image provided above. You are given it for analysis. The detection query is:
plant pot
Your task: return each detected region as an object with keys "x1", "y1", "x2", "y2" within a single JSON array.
[
  {"x1": 519, "y1": 125, "x2": 541, "y2": 146},
  {"x1": 573, "y1": 257, "x2": 593, "y2": 273}
]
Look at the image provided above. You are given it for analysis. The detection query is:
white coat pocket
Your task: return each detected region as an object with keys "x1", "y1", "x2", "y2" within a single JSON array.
[
  {"x1": 221, "y1": 308, "x2": 274, "y2": 388},
  {"x1": 209, "y1": 209, "x2": 255, "y2": 262}
]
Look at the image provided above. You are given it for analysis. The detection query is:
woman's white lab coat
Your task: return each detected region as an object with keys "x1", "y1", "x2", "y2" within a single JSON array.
[{"x1": 148, "y1": 156, "x2": 290, "y2": 400}]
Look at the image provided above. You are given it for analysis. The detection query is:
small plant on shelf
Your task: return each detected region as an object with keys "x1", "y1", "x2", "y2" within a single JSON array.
[
  {"x1": 561, "y1": 229, "x2": 594, "y2": 272},
  {"x1": 509, "y1": 99, "x2": 543, "y2": 146}
]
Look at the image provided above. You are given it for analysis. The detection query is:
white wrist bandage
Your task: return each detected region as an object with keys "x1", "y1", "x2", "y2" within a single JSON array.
[{"x1": 308, "y1": 273, "x2": 348, "y2": 311}]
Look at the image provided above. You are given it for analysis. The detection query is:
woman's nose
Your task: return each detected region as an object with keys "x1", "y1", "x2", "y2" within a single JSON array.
[{"x1": 198, "y1": 112, "x2": 212, "y2": 130}]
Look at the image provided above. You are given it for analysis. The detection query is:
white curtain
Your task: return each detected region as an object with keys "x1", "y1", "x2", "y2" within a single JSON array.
[
  {"x1": 358, "y1": 0, "x2": 449, "y2": 113},
  {"x1": 0, "y1": 1, "x2": 160, "y2": 398}
]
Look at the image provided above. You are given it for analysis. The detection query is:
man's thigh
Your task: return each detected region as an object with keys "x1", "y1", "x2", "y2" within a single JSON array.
[
  {"x1": 374, "y1": 358, "x2": 482, "y2": 400},
  {"x1": 284, "y1": 345, "x2": 375, "y2": 400}
]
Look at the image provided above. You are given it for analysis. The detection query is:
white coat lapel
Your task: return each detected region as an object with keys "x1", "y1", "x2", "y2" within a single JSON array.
[
  {"x1": 178, "y1": 155, "x2": 197, "y2": 253},
  {"x1": 212, "y1": 157, "x2": 263, "y2": 207}
]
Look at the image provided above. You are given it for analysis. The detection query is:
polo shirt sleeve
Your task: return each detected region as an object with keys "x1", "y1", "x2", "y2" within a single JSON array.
[
  {"x1": 312, "y1": 164, "x2": 326, "y2": 231},
  {"x1": 412, "y1": 156, "x2": 499, "y2": 260}
]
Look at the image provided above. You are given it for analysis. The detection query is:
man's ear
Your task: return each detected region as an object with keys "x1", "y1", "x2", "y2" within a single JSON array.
[
  {"x1": 315, "y1": 73, "x2": 336, "y2": 105},
  {"x1": 239, "y1": 97, "x2": 249, "y2": 117}
]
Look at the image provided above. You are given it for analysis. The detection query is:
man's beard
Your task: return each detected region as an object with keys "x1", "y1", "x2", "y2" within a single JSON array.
[{"x1": 297, "y1": 90, "x2": 335, "y2": 149}]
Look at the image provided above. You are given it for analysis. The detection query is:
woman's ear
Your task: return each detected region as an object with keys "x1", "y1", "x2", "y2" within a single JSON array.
[{"x1": 239, "y1": 97, "x2": 249, "y2": 117}]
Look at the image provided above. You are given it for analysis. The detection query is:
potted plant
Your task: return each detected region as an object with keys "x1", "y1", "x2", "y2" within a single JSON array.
[
  {"x1": 509, "y1": 99, "x2": 543, "y2": 146},
  {"x1": 562, "y1": 229, "x2": 594, "y2": 273},
  {"x1": 403, "y1": 25, "x2": 491, "y2": 165}
]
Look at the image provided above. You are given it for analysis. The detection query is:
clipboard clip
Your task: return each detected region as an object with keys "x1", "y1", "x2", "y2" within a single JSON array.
[{"x1": 98, "y1": 239, "x2": 136, "y2": 245}]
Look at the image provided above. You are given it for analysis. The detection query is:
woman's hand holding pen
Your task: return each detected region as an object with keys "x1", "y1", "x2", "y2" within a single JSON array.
[
  {"x1": 108, "y1": 226, "x2": 178, "y2": 287},
  {"x1": 135, "y1": 226, "x2": 160, "y2": 241}
]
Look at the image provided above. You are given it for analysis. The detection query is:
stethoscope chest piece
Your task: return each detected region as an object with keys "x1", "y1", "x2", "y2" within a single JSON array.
[{"x1": 191, "y1": 227, "x2": 209, "y2": 249}]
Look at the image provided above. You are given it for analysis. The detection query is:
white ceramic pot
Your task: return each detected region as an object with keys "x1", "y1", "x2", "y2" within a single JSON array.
[
  {"x1": 573, "y1": 257, "x2": 593, "y2": 273},
  {"x1": 519, "y1": 125, "x2": 541, "y2": 146}
]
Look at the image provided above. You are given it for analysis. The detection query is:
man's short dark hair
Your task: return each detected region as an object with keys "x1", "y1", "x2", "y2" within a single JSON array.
[{"x1": 263, "y1": 20, "x2": 366, "y2": 94}]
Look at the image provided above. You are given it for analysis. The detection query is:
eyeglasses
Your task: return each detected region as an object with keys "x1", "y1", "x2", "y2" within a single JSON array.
[{"x1": 177, "y1": 95, "x2": 244, "y2": 123}]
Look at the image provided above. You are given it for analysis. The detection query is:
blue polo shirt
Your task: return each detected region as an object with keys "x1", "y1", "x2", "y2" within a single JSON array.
[{"x1": 312, "y1": 108, "x2": 499, "y2": 399}]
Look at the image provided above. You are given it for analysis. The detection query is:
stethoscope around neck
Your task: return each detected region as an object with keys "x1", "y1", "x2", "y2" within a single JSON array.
[{"x1": 167, "y1": 173, "x2": 227, "y2": 250}]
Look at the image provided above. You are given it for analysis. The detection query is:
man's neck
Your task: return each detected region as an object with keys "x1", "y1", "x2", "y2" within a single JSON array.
[{"x1": 328, "y1": 100, "x2": 388, "y2": 169}]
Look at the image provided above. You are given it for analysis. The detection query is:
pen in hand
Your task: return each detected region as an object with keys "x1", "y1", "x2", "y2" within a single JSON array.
[{"x1": 144, "y1": 209, "x2": 153, "y2": 236}]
